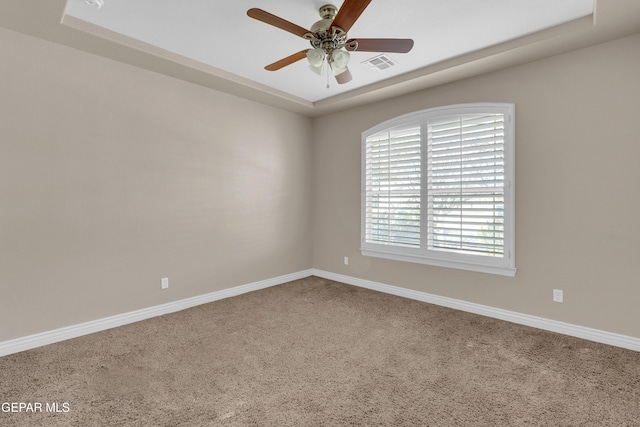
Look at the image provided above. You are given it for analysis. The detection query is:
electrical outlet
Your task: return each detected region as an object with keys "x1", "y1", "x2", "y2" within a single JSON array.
[
  {"x1": 344, "y1": 256, "x2": 349, "y2": 265},
  {"x1": 161, "y1": 277, "x2": 169, "y2": 290},
  {"x1": 553, "y1": 289, "x2": 563, "y2": 303}
]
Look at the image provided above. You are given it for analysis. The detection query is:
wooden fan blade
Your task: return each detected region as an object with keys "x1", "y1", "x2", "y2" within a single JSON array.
[
  {"x1": 335, "y1": 68, "x2": 353, "y2": 84},
  {"x1": 331, "y1": 0, "x2": 372, "y2": 32},
  {"x1": 347, "y1": 38, "x2": 414, "y2": 53},
  {"x1": 265, "y1": 50, "x2": 309, "y2": 71},
  {"x1": 247, "y1": 8, "x2": 311, "y2": 38}
]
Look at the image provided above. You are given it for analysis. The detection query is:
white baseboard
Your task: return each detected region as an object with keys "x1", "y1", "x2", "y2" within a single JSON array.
[
  {"x1": 311, "y1": 269, "x2": 640, "y2": 352},
  {"x1": 3, "y1": 268, "x2": 638, "y2": 356},
  {"x1": 0, "y1": 269, "x2": 314, "y2": 357}
]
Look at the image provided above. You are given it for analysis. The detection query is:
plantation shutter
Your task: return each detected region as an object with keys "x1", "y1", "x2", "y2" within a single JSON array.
[
  {"x1": 427, "y1": 113, "x2": 506, "y2": 257},
  {"x1": 364, "y1": 123, "x2": 421, "y2": 248}
]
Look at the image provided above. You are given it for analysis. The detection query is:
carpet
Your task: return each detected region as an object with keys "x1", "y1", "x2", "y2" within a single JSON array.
[{"x1": 1, "y1": 276, "x2": 639, "y2": 426}]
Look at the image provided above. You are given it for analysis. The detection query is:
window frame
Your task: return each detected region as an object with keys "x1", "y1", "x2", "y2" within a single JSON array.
[{"x1": 361, "y1": 103, "x2": 516, "y2": 276}]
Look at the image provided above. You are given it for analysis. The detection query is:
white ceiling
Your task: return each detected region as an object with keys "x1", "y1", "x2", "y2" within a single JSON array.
[{"x1": 63, "y1": 0, "x2": 594, "y2": 104}]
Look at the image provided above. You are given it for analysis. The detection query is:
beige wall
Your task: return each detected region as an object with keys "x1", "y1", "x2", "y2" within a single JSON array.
[
  {"x1": 2, "y1": 22, "x2": 639, "y2": 344},
  {"x1": 0, "y1": 27, "x2": 313, "y2": 341},
  {"x1": 312, "y1": 34, "x2": 640, "y2": 338}
]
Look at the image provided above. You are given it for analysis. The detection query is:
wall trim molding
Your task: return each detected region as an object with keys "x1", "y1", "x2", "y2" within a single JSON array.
[
  {"x1": 311, "y1": 269, "x2": 640, "y2": 352},
  {"x1": 0, "y1": 269, "x2": 314, "y2": 357}
]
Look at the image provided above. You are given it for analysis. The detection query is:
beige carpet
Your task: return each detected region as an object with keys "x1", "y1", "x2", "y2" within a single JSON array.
[{"x1": 1, "y1": 276, "x2": 639, "y2": 426}]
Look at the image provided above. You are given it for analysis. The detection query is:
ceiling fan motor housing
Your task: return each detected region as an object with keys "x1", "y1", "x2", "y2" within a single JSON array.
[
  {"x1": 310, "y1": 18, "x2": 334, "y2": 34},
  {"x1": 308, "y1": 4, "x2": 347, "y2": 54}
]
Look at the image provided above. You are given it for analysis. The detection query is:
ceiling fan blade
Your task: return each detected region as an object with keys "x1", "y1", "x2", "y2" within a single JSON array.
[
  {"x1": 331, "y1": 0, "x2": 372, "y2": 32},
  {"x1": 335, "y1": 68, "x2": 353, "y2": 84},
  {"x1": 265, "y1": 50, "x2": 309, "y2": 71},
  {"x1": 347, "y1": 38, "x2": 414, "y2": 53},
  {"x1": 247, "y1": 8, "x2": 311, "y2": 38}
]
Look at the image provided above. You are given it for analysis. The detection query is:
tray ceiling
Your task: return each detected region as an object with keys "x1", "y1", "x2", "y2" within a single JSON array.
[{"x1": 63, "y1": 0, "x2": 594, "y2": 103}]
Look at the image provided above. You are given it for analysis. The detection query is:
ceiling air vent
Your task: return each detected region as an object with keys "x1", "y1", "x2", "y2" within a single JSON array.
[{"x1": 361, "y1": 54, "x2": 397, "y2": 71}]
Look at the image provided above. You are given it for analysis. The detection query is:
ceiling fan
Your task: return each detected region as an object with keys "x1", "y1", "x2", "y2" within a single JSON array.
[{"x1": 247, "y1": 0, "x2": 414, "y2": 85}]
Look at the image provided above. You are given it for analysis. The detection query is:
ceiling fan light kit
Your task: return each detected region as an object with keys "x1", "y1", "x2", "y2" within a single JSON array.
[{"x1": 247, "y1": 0, "x2": 414, "y2": 85}]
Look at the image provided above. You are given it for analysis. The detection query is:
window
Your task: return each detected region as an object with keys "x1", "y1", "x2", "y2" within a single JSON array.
[{"x1": 361, "y1": 103, "x2": 515, "y2": 276}]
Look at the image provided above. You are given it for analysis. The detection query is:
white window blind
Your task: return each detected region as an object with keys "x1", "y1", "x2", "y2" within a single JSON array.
[
  {"x1": 427, "y1": 114, "x2": 505, "y2": 257},
  {"x1": 364, "y1": 124, "x2": 421, "y2": 248},
  {"x1": 361, "y1": 103, "x2": 515, "y2": 276}
]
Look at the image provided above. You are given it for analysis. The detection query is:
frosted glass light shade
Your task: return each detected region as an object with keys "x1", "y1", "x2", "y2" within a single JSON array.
[
  {"x1": 306, "y1": 48, "x2": 326, "y2": 75},
  {"x1": 331, "y1": 49, "x2": 350, "y2": 75}
]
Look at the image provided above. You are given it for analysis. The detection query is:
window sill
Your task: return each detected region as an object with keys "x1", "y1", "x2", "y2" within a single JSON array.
[{"x1": 361, "y1": 248, "x2": 517, "y2": 277}]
